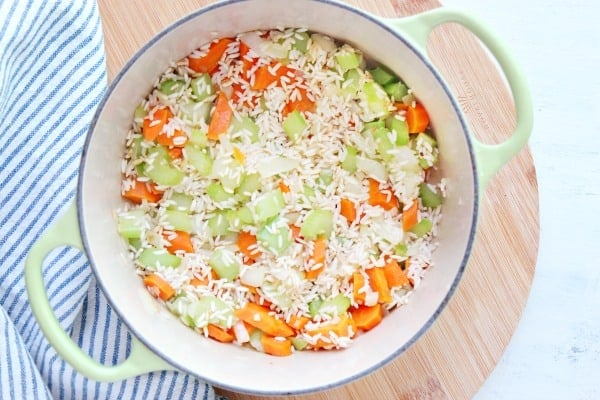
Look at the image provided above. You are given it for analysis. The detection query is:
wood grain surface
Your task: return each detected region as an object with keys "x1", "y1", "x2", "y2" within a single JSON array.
[{"x1": 97, "y1": 1, "x2": 540, "y2": 399}]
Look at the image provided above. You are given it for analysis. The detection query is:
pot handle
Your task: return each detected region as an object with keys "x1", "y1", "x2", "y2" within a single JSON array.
[
  {"x1": 384, "y1": 8, "x2": 533, "y2": 189},
  {"x1": 25, "y1": 201, "x2": 174, "y2": 381}
]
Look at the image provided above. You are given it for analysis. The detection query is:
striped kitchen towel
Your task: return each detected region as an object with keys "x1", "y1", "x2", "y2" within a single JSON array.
[{"x1": 0, "y1": 1, "x2": 222, "y2": 399}]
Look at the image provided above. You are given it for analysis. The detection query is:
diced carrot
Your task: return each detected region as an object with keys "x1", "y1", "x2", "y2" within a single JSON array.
[
  {"x1": 304, "y1": 314, "x2": 355, "y2": 349},
  {"x1": 290, "y1": 224, "x2": 301, "y2": 242},
  {"x1": 188, "y1": 37, "x2": 234, "y2": 74},
  {"x1": 352, "y1": 272, "x2": 367, "y2": 304},
  {"x1": 157, "y1": 128, "x2": 188, "y2": 148},
  {"x1": 261, "y1": 335, "x2": 293, "y2": 356},
  {"x1": 232, "y1": 146, "x2": 245, "y2": 164},
  {"x1": 167, "y1": 147, "x2": 183, "y2": 159},
  {"x1": 231, "y1": 82, "x2": 258, "y2": 108},
  {"x1": 163, "y1": 230, "x2": 194, "y2": 254},
  {"x1": 189, "y1": 276, "x2": 209, "y2": 287},
  {"x1": 402, "y1": 199, "x2": 419, "y2": 231},
  {"x1": 288, "y1": 314, "x2": 310, "y2": 331},
  {"x1": 394, "y1": 102, "x2": 408, "y2": 111},
  {"x1": 383, "y1": 259, "x2": 410, "y2": 288},
  {"x1": 340, "y1": 198, "x2": 357, "y2": 224},
  {"x1": 142, "y1": 107, "x2": 172, "y2": 141},
  {"x1": 251, "y1": 64, "x2": 295, "y2": 91},
  {"x1": 207, "y1": 91, "x2": 233, "y2": 140},
  {"x1": 278, "y1": 180, "x2": 290, "y2": 193},
  {"x1": 350, "y1": 304, "x2": 383, "y2": 331},
  {"x1": 234, "y1": 302, "x2": 294, "y2": 337},
  {"x1": 406, "y1": 102, "x2": 430, "y2": 133},
  {"x1": 282, "y1": 87, "x2": 315, "y2": 117},
  {"x1": 238, "y1": 40, "x2": 257, "y2": 78},
  {"x1": 305, "y1": 238, "x2": 327, "y2": 279},
  {"x1": 144, "y1": 274, "x2": 175, "y2": 301},
  {"x1": 237, "y1": 231, "x2": 262, "y2": 261},
  {"x1": 206, "y1": 324, "x2": 235, "y2": 343},
  {"x1": 366, "y1": 267, "x2": 392, "y2": 303},
  {"x1": 122, "y1": 179, "x2": 163, "y2": 204},
  {"x1": 367, "y1": 178, "x2": 399, "y2": 211}
]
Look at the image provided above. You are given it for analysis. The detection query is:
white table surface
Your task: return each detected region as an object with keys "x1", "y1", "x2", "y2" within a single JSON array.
[{"x1": 441, "y1": 1, "x2": 600, "y2": 399}]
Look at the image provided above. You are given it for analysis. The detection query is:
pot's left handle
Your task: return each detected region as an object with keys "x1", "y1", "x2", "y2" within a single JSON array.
[{"x1": 25, "y1": 201, "x2": 174, "y2": 381}]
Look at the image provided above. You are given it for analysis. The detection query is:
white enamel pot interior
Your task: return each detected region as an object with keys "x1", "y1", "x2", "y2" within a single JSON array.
[{"x1": 79, "y1": 0, "x2": 479, "y2": 395}]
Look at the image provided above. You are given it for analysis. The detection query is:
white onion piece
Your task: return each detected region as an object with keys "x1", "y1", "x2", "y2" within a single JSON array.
[
  {"x1": 356, "y1": 156, "x2": 387, "y2": 182},
  {"x1": 310, "y1": 33, "x2": 336, "y2": 53},
  {"x1": 240, "y1": 266, "x2": 266, "y2": 287},
  {"x1": 238, "y1": 31, "x2": 270, "y2": 58},
  {"x1": 256, "y1": 156, "x2": 299, "y2": 178},
  {"x1": 232, "y1": 320, "x2": 250, "y2": 343}
]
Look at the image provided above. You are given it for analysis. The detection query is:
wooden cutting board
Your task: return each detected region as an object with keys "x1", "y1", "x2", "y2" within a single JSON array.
[{"x1": 97, "y1": 1, "x2": 540, "y2": 399}]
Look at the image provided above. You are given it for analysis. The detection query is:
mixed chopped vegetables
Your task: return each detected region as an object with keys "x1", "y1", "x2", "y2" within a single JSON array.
[{"x1": 118, "y1": 28, "x2": 444, "y2": 356}]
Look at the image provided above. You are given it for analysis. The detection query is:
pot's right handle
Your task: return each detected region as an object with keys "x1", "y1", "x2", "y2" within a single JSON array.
[
  {"x1": 384, "y1": 8, "x2": 533, "y2": 190},
  {"x1": 25, "y1": 201, "x2": 174, "y2": 381}
]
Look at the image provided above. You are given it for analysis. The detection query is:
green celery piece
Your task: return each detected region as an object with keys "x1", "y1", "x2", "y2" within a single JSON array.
[
  {"x1": 308, "y1": 299, "x2": 323, "y2": 319},
  {"x1": 145, "y1": 148, "x2": 183, "y2": 186},
  {"x1": 302, "y1": 185, "x2": 316, "y2": 203},
  {"x1": 253, "y1": 189, "x2": 285, "y2": 222},
  {"x1": 207, "y1": 212, "x2": 230, "y2": 236},
  {"x1": 414, "y1": 132, "x2": 438, "y2": 168},
  {"x1": 188, "y1": 128, "x2": 208, "y2": 147},
  {"x1": 257, "y1": 222, "x2": 292, "y2": 256},
  {"x1": 342, "y1": 68, "x2": 361, "y2": 96},
  {"x1": 130, "y1": 136, "x2": 145, "y2": 159},
  {"x1": 134, "y1": 105, "x2": 148, "y2": 120},
  {"x1": 209, "y1": 248, "x2": 240, "y2": 281},
  {"x1": 206, "y1": 182, "x2": 232, "y2": 203},
  {"x1": 135, "y1": 163, "x2": 146, "y2": 178},
  {"x1": 236, "y1": 172, "x2": 261, "y2": 197},
  {"x1": 291, "y1": 31, "x2": 310, "y2": 53},
  {"x1": 387, "y1": 116, "x2": 409, "y2": 146},
  {"x1": 117, "y1": 209, "x2": 147, "y2": 239},
  {"x1": 227, "y1": 206, "x2": 254, "y2": 231},
  {"x1": 180, "y1": 101, "x2": 212, "y2": 124},
  {"x1": 362, "y1": 80, "x2": 391, "y2": 118},
  {"x1": 217, "y1": 160, "x2": 244, "y2": 193},
  {"x1": 282, "y1": 110, "x2": 308, "y2": 142},
  {"x1": 300, "y1": 209, "x2": 333, "y2": 240},
  {"x1": 335, "y1": 49, "x2": 361, "y2": 71},
  {"x1": 190, "y1": 73, "x2": 214, "y2": 102},
  {"x1": 319, "y1": 169, "x2": 333, "y2": 186},
  {"x1": 291, "y1": 337, "x2": 308, "y2": 351},
  {"x1": 318, "y1": 294, "x2": 351, "y2": 317},
  {"x1": 394, "y1": 243, "x2": 408, "y2": 257},
  {"x1": 168, "y1": 192, "x2": 194, "y2": 211},
  {"x1": 372, "y1": 127, "x2": 394, "y2": 161},
  {"x1": 369, "y1": 65, "x2": 398, "y2": 86},
  {"x1": 231, "y1": 115, "x2": 259, "y2": 143},
  {"x1": 138, "y1": 247, "x2": 181, "y2": 269},
  {"x1": 362, "y1": 119, "x2": 385, "y2": 132},
  {"x1": 384, "y1": 81, "x2": 408, "y2": 101},
  {"x1": 410, "y1": 218, "x2": 432, "y2": 237},
  {"x1": 341, "y1": 145, "x2": 358, "y2": 173},
  {"x1": 160, "y1": 79, "x2": 186, "y2": 95},
  {"x1": 419, "y1": 183, "x2": 443, "y2": 208},
  {"x1": 188, "y1": 295, "x2": 233, "y2": 328},
  {"x1": 164, "y1": 209, "x2": 193, "y2": 233},
  {"x1": 185, "y1": 145, "x2": 213, "y2": 176},
  {"x1": 128, "y1": 238, "x2": 142, "y2": 249}
]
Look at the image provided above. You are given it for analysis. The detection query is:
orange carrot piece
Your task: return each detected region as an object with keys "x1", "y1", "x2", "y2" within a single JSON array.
[
  {"x1": 282, "y1": 87, "x2": 316, "y2": 117},
  {"x1": 234, "y1": 302, "x2": 294, "y2": 337},
  {"x1": 157, "y1": 128, "x2": 188, "y2": 148},
  {"x1": 188, "y1": 37, "x2": 234, "y2": 74},
  {"x1": 352, "y1": 272, "x2": 367, "y2": 304},
  {"x1": 305, "y1": 238, "x2": 327, "y2": 279},
  {"x1": 207, "y1": 91, "x2": 233, "y2": 140},
  {"x1": 402, "y1": 199, "x2": 419, "y2": 231},
  {"x1": 289, "y1": 224, "x2": 302, "y2": 242},
  {"x1": 123, "y1": 179, "x2": 162, "y2": 204},
  {"x1": 304, "y1": 314, "x2": 355, "y2": 349},
  {"x1": 366, "y1": 267, "x2": 392, "y2": 303},
  {"x1": 167, "y1": 147, "x2": 183, "y2": 159},
  {"x1": 394, "y1": 102, "x2": 408, "y2": 111},
  {"x1": 288, "y1": 314, "x2": 310, "y2": 331},
  {"x1": 237, "y1": 231, "x2": 262, "y2": 261},
  {"x1": 383, "y1": 259, "x2": 409, "y2": 288},
  {"x1": 367, "y1": 178, "x2": 399, "y2": 211},
  {"x1": 278, "y1": 180, "x2": 290, "y2": 193},
  {"x1": 406, "y1": 102, "x2": 430, "y2": 133},
  {"x1": 238, "y1": 40, "x2": 257, "y2": 78},
  {"x1": 251, "y1": 64, "x2": 295, "y2": 91},
  {"x1": 144, "y1": 274, "x2": 175, "y2": 301},
  {"x1": 189, "y1": 276, "x2": 209, "y2": 287},
  {"x1": 163, "y1": 230, "x2": 194, "y2": 254},
  {"x1": 206, "y1": 324, "x2": 235, "y2": 343},
  {"x1": 340, "y1": 198, "x2": 357, "y2": 224},
  {"x1": 350, "y1": 304, "x2": 383, "y2": 331},
  {"x1": 142, "y1": 107, "x2": 172, "y2": 141},
  {"x1": 261, "y1": 335, "x2": 293, "y2": 356}
]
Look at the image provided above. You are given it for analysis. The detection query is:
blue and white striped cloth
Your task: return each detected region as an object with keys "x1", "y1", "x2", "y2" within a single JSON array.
[{"x1": 0, "y1": 1, "x2": 222, "y2": 399}]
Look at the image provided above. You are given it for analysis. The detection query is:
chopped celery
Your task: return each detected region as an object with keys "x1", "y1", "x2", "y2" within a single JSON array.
[
  {"x1": 117, "y1": 209, "x2": 147, "y2": 239},
  {"x1": 160, "y1": 79, "x2": 186, "y2": 95},
  {"x1": 180, "y1": 101, "x2": 212, "y2": 124},
  {"x1": 130, "y1": 136, "x2": 145, "y2": 159},
  {"x1": 292, "y1": 31, "x2": 310, "y2": 53},
  {"x1": 253, "y1": 189, "x2": 285, "y2": 222},
  {"x1": 128, "y1": 238, "x2": 142, "y2": 249},
  {"x1": 257, "y1": 221, "x2": 292, "y2": 256},
  {"x1": 387, "y1": 116, "x2": 409, "y2": 146},
  {"x1": 188, "y1": 294, "x2": 233, "y2": 328},
  {"x1": 206, "y1": 182, "x2": 232, "y2": 202},
  {"x1": 308, "y1": 299, "x2": 323, "y2": 318},
  {"x1": 341, "y1": 145, "x2": 358, "y2": 173},
  {"x1": 168, "y1": 192, "x2": 194, "y2": 211},
  {"x1": 190, "y1": 73, "x2": 214, "y2": 102},
  {"x1": 303, "y1": 185, "x2": 316, "y2": 201},
  {"x1": 369, "y1": 65, "x2": 397, "y2": 86},
  {"x1": 419, "y1": 183, "x2": 443, "y2": 208},
  {"x1": 188, "y1": 128, "x2": 208, "y2": 147},
  {"x1": 300, "y1": 209, "x2": 333, "y2": 240},
  {"x1": 134, "y1": 105, "x2": 148, "y2": 120},
  {"x1": 231, "y1": 115, "x2": 259, "y2": 143},
  {"x1": 291, "y1": 337, "x2": 308, "y2": 351},
  {"x1": 249, "y1": 328, "x2": 264, "y2": 352},
  {"x1": 384, "y1": 81, "x2": 408, "y2": 101},
  {"x1": 362, "y1": 80, "x2": 391, "y2": 118},
  {"x1": 215, "y1": 159, "x2": 243, "y2": 193},
  {"x1": 209, "y1": 248, "x2": 240, "y2": 281},
  {"x1": 135, "y1": 163, "x2": 146, "y2": 177},
  {"x1": 236, "y1": 172, "x2": 261, "y2": 197},
  {"x1": 414, "y1": 132, "x2": 439, "y2": 168},
  {"x1": 318, "y1": 169, "x2": 333, "y2": 186},
  {"x1": 335, "y1": 48, "x2": 361, "y2": 71},
  {"x1": 208, "y1": 211, "x2": 230, "y2": 236},
  {"x1": 145, "y1": 149, "x2": 184, "y2": 187},
  {"x1": 394, "y1": 243, "x2": 408, "y2": 257},
  {"x1": 342, "y1": 68, "x2": 361, "y2": 96},
  {"x1": 138, "y1": 247, "x2": 181, "y2": 269},
  {"x1": 164, "y1": 209, "x2": 193, "y2": 232},
  {"x1": 317, "y1": 294, "x2": 351, "y2": 317},
  {"x1": 282, "y1": 110, "x2": 308, "y2": 142},
  {"x1": 185, "y1": 145, "x2": 213, "y2": 176},
  {"x1": 227, "y1": 206, "x2": 254, "y2": 231},
  {"x1": 372, "y1": 127, "x2": 394, "y2": 161},
  {"x1": 410, "y1": 218, "x2": 432, "y2": 237},
  {"x1": 362, "y1": 119, "x2": 385, "y2": 132}
]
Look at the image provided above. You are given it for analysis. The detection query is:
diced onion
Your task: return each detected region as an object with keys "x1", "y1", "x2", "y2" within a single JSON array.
[
  {"x1": 356, "y1": 156, "x2": 387, "y2": 181},
  {"x1": 256, "y1": 156, "x2": 299, "y2": 178}
]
